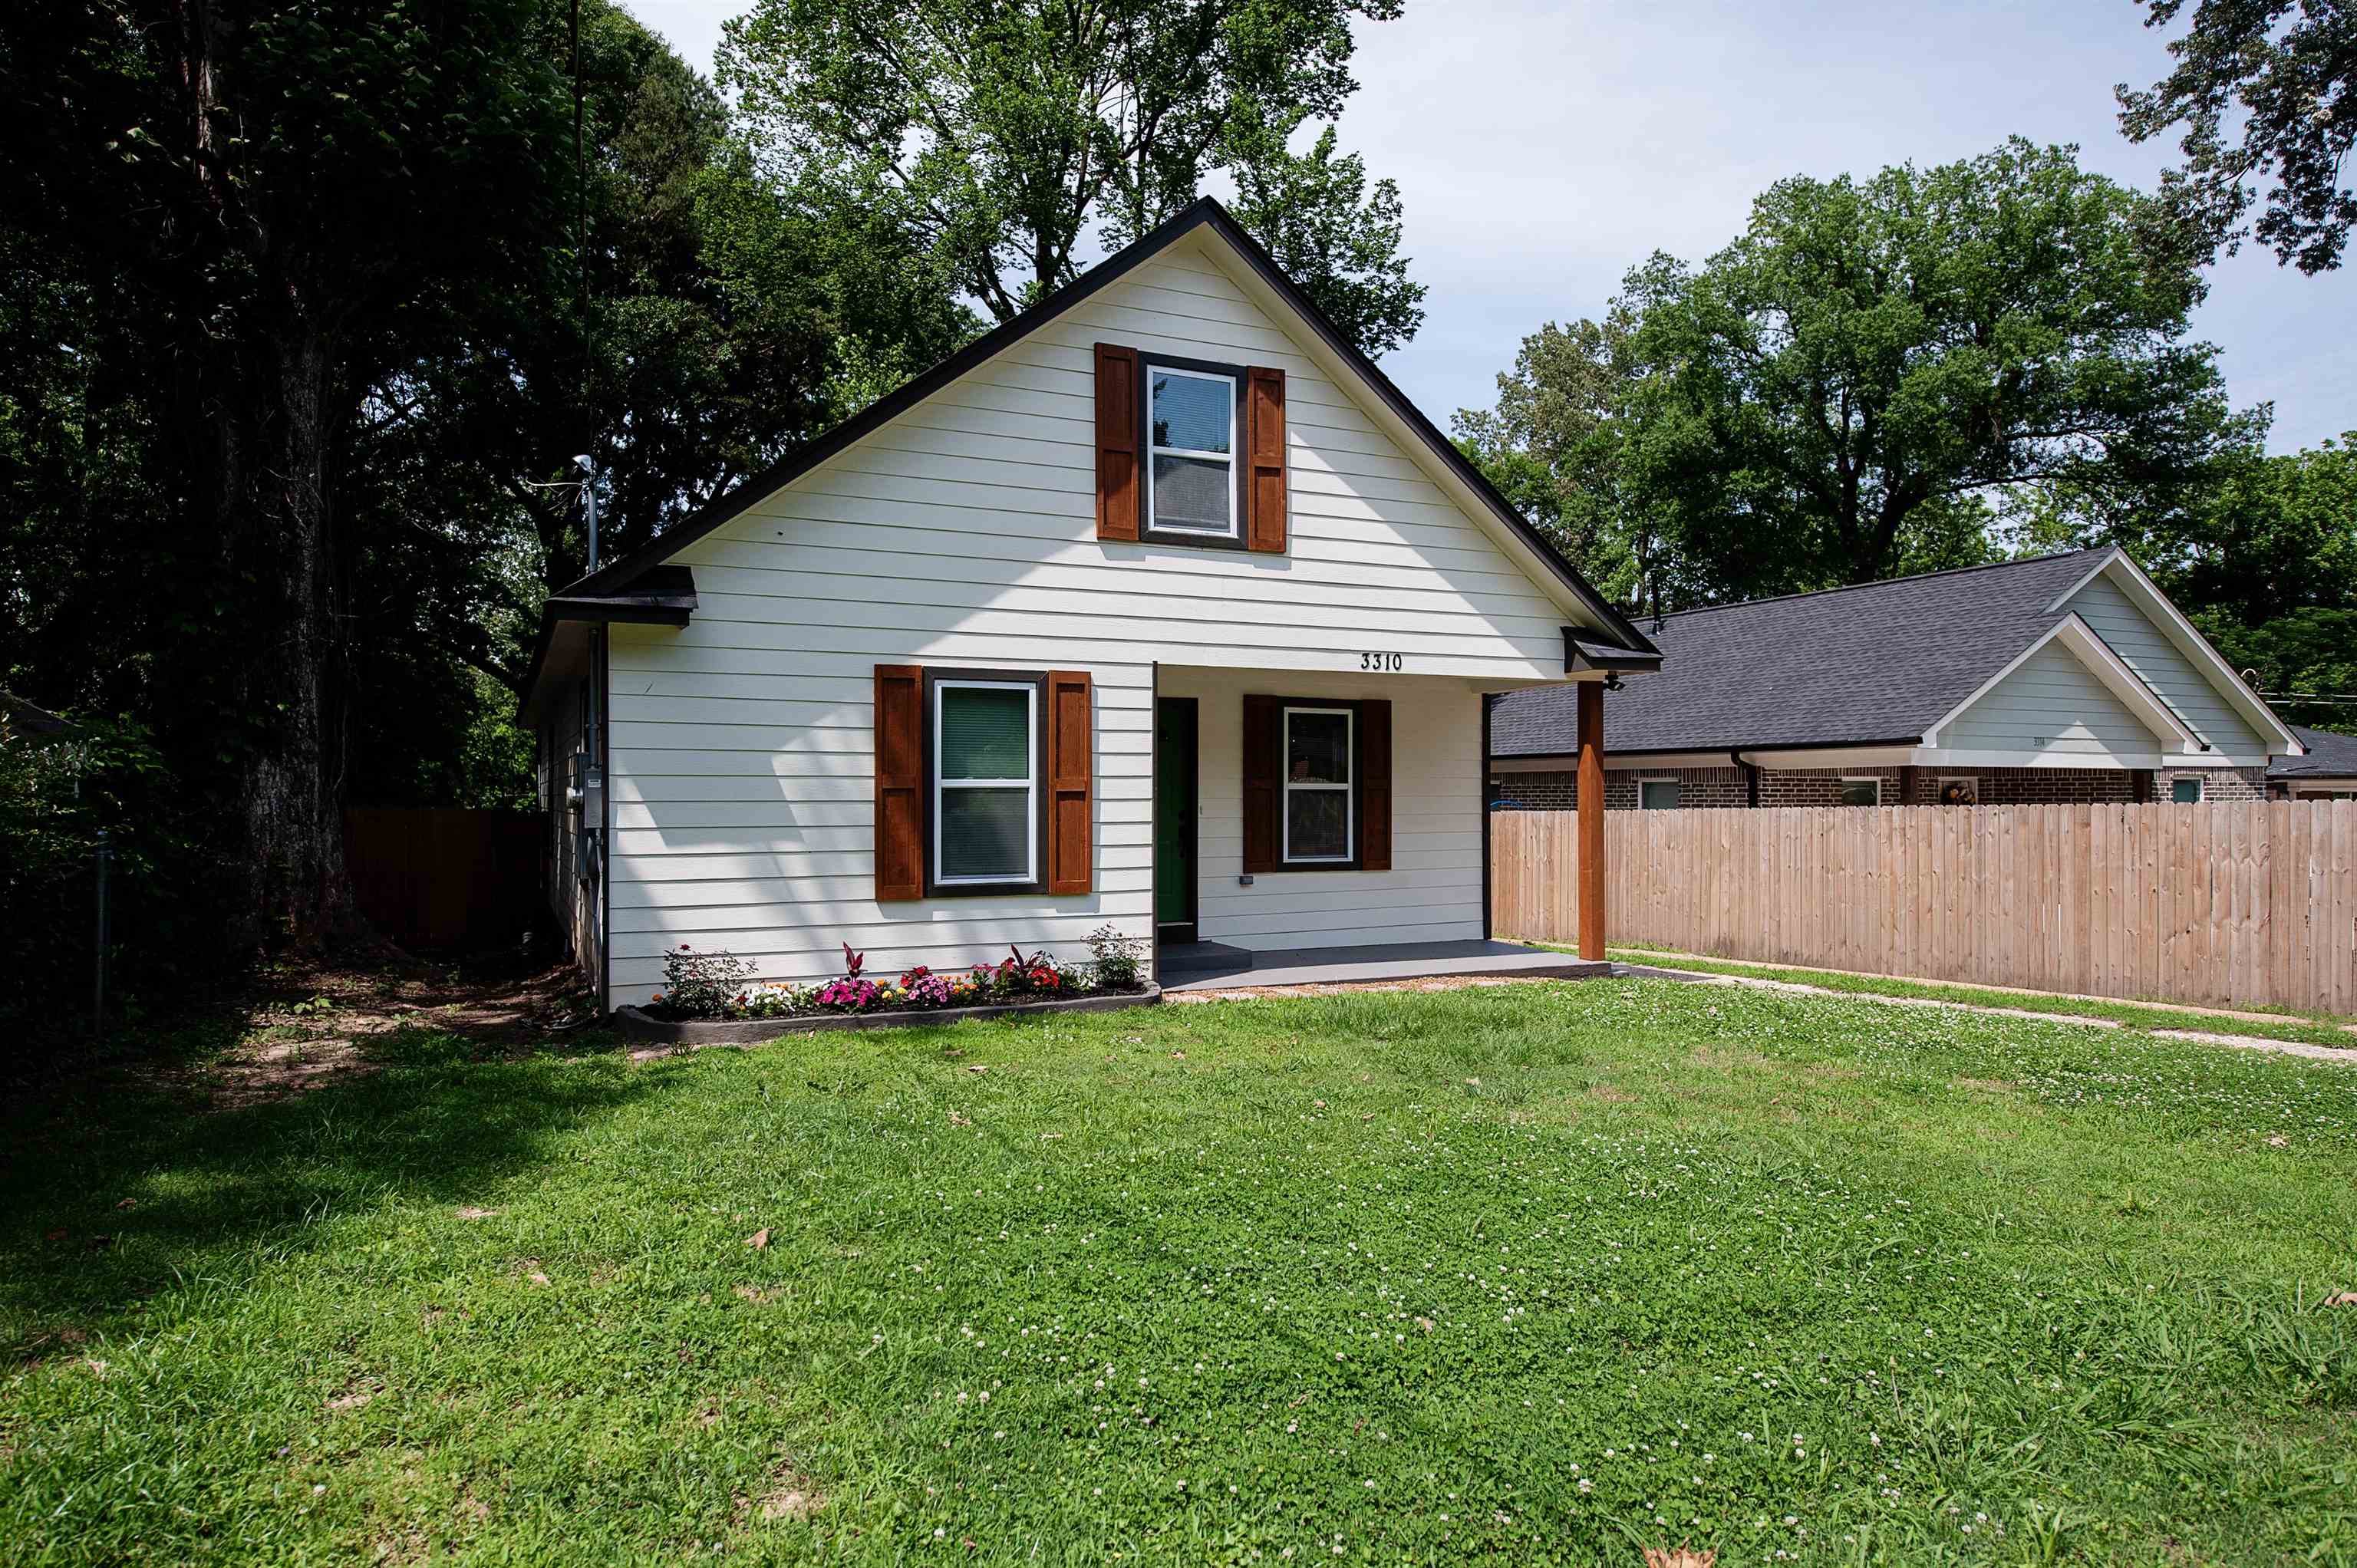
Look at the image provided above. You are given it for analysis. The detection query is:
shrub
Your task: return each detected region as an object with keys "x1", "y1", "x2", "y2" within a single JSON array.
[
  {"x1": 654, "y1": 944, "x2": 752, "y2": 1019},
  {"x1": 1086, "y1": 924, "x2": 1145, "y2": 990}
]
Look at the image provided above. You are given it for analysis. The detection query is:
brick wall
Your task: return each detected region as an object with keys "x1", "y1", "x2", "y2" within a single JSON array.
[{"x1": 1485, "y1": 762, "x2": 2266, "y2": 810}]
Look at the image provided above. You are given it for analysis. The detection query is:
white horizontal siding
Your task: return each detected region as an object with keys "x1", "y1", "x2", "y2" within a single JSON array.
[
  {"x1": 1164, "y1": 667, "x2": 1486, "y2": 953},
  {"x1": 600, "y1": 229, "x2": 1580, "y2": 1004},
  {"x1": 2067, "y1": 574, "x2": 2267, "y2": 759},
  {"x1": 1943, "y1": 641, "x2": 2166, "y2": 759}
]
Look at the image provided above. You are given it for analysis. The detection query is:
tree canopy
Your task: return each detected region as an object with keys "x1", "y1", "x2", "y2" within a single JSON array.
[
  {"x1": 1459, "y1": 139, "x2": 2250, "y2": 609},
  {"x1": 2118, "y1": 0, "x2": 2357, "y2": 273},
  {"x1": 718, "y1": 0, "x2": 1426, "y2": 354}
]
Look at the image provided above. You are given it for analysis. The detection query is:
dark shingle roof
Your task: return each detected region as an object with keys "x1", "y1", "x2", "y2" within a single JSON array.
[
  {"x1": 2271, "y1": 725, "x2": 2357, "y2": 779},
  {"x1": 1490, "y1": 550, "x2": 2118, "y2": 756}
]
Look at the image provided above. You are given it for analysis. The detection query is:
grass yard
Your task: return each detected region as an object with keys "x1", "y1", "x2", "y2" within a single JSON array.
[
  {"x1": 4, "y1": 977, "x2": 2354, "y2": 1565},
  {"x1": 1594, "y1": 947, "x2": 2357, "y2": 1052}
]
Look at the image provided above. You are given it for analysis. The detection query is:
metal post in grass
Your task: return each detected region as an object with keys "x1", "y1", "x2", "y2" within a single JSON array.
[{"x1": 92, "y1": 828, "x2": 110, "y2": 1039}]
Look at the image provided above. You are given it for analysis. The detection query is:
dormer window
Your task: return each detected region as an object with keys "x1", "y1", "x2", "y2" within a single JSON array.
[{"x1": 1144, "y1": 358, "x2": 1244, "y2": 542}]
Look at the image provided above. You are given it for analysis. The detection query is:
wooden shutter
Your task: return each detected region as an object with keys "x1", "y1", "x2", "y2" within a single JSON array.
[
  {"x1": 1046, "y1": 670, "x2": 1093, "y2": 894},
  {"x1": 1357, "y1": 698, "x2": 1392, "y2": 871},
  {"x1": 1095, "y1": 343, "x2": 1141, "y2": 542},
  {"x1": 874, "y1": 664, "x2": 924, "y2": 900},
  {"x1": 1241, "y1": 693, "x2": 1281, "y2": 874},
  {"x1": 1244, "y1": 365, "x2": 1287, "y2": 553}
]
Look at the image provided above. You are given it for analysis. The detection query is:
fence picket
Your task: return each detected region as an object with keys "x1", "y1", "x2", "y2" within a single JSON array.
[{"x1": 1488, "y1": 802, "x2": 2355, "y2": 1014}]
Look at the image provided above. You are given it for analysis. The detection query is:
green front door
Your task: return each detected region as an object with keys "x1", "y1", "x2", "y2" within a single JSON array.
[{"x1": 1155, "y1": 698, "x2": 1197, "y2": 940}]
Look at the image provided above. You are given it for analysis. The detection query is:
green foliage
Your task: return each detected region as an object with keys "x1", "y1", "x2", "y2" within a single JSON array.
[
  {"x1": 3, "y1": 982, "x2": 2354, "y2": 1560},
  {"x1": 1462, "y1": 140, "x2": 2244, "y2": 608},
  {"x1": 719, "y1": 0, "x2": 1426, "y2": 356},
  {"x1": 0, "y1": 707, "x2": 225, "y2": 1049},
  {"x1": 2118, "y1": 0, "x2": 2357, "y2": 274},
  {"x1": 1226, "y1": 124, "x2": 1426, "y2": 357}
]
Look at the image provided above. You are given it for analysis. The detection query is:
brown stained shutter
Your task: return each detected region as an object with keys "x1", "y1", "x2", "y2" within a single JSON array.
[
  {"x1": 1046, "y1": 670, "x2": 1093, "y2": 894},
  {"x1": 874, "y1": 664, "x2": 924, "y2": 901},
  {"x1": 1241, "y1": 693, "x2": 1281, "y2": 874},
  {"x1": 1357, "y1": 698, "x2": 1392, "y2": 871},
  {"x1": 1244, "y1": 366, "x2": 1287, "y2": 554},
  {"x1": 1095, "y1": 343, "x2": 1141, "y2": 542}
]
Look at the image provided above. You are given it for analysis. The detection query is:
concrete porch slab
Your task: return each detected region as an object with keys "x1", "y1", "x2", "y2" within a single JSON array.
[{"x1": 1159, "y1": 938, "x2": 1613, "y2": 992}]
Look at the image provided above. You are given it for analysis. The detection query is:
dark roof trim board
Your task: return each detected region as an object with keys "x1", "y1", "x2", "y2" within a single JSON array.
[
  {"x1": 516, "y1": 567, "x2": 697, "y2": 720},
  {"x1": 1564, "y1": 629, "x2": 1663, "y2": 674},
  {"x1": 545, "y1": 564, "x2": 697, "y2": 627},
  {"x1": 519, "y1": 199, "x2": 1651, "y2": 710}
]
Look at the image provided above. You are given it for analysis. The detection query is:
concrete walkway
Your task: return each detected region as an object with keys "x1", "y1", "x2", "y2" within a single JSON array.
[{"x1": 1623, "y1": 964, "x2": 2356, "y2": 1066}]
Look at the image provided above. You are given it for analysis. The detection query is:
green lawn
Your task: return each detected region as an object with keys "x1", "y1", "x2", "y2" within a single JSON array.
[
  {"x1": 4, "y1": 980, "x2": 2354, "y2": 1566},
  {"x1": 1591, "y1": 946, "x2": 2357, "y2": 1052}
]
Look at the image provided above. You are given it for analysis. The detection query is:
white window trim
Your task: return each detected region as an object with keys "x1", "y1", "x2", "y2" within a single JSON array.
[
  {"x1": 1839, "y1": 776, "x2": 1883, "y2": 806},
  {"x1": 932, "y1": 678, "x2": 1037, "y2": 886},
  {"x1": 1282, "y1": 705, "x2": 1355, "y2": 865},
  {"x1": 1935, "y1": 774, "x2": 1981, "y2": 804},
  {"x1": 1145, "y1": 364, "x2": 1238, "y2": 539},
  {"x1": 1637, "y1": 776, "x2": 1683, "y2": 810}
]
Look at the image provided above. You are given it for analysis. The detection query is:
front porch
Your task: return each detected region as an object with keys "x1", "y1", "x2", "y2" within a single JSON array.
[{"x1": 1159, "y1": 937, "x2": 1611, "y2": 991}]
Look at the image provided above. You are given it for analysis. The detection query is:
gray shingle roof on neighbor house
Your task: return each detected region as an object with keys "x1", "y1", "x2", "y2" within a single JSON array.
[
  {"x1": 2273, "y1": 725, "x2": 2357, "y2": 779},
  {"x1": 1490, "y1": 549, "x2": 2122, "y2": 756}
]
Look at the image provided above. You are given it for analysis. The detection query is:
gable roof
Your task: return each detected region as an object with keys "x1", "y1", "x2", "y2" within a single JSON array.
[
  {"x1": 522, "y1": 197, "x2": 1652, "y2": 711},
  {"x1": 2273, "y1": 725, "x2": 2357, "y2": 780},
  {"x1": 1492, "y1": 548, "x2": 2198, "y2": 756}
]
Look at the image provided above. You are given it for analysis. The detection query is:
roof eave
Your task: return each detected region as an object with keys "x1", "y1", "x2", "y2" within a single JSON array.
[{"x1": 539, "y1": 196, "x2": 1651, "y2": 658}]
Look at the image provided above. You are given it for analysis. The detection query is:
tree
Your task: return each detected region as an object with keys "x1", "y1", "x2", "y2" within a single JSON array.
[
  {"x1": 2118, "y1": 0, "x2": 2357, "y2": 273},
  {"x1": 1461, "y1": 140, "x2": 2244, "y2": 606},
  {"x1": 0, "y1": 0, "x2": 574, "y2": 948},
  {"x1": 717, "y1": 0, "x2": 1427, "y2": 355},
  {"x1": 1227, "y1": 125, "x2": 1425, "y2": 357},
  {"x1": 1452, "y1": 311, "x2": 1665, "y2": 611}
]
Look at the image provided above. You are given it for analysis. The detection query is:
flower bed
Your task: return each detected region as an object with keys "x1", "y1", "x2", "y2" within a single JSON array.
[{"x1": 617, "y1": 926, "x2": 1155, "y2": 1041}]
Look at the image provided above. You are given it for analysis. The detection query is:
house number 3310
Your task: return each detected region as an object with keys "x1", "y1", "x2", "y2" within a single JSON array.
[{"x1": 1358, "y1": 651, "x2": 1403, "y2": 672}]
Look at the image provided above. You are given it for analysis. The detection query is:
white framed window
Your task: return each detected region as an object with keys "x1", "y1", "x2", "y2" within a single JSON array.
[
  {"x1": 1145, "y1": 362, "x2": 1238, "y2": 539},
  {"x1": 2169, "y1": 776, "x2": 2203, "y2": 804},
  {"x1": 931, "y1": 676, "x2": 1040, "y2": 888},
  {"x1": 1282, "y1": 706, "x2": 1354, "y2": 864},
  {"x1": 1839, "y1": 776, "x2": 1882, "y2": 807},
  {"x1": 1936, "y1": 775, "x2": 1980, "y2": 805},
  {"x1": 1638, "y1": 777, "x2": 1683, "y2": 810}
]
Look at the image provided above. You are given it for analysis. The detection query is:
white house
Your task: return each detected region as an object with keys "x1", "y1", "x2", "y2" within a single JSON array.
[{"x1": 520, "y1": 199, "x2": 1659, "y2": 1011}]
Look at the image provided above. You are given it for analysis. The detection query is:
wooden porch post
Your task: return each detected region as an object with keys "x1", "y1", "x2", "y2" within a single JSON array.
[{"x1": 1577, "y1": 679, "x2": 1607, "y2": 960}]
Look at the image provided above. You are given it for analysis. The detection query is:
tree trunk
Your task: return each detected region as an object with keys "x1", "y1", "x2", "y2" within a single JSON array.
[
  {"x1": 181, "y1": 289, "x2": 361, "y2": 954},
  {"x1": 249, "y1": 296, "x2": 360, "y2": 948}
]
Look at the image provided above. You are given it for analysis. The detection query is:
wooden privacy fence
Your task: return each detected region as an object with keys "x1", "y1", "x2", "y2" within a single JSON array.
[
  {"x1": 1492, "y1": 802, "x2": 2357, "y2": 1015},
  {"x1": 344, "y1": 809, "x2": 542, "y2": 950}
]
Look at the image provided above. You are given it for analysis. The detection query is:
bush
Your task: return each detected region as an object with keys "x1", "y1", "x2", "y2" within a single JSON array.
[
  {"x1": 653, "y1": 944, "x2": 752, "y2": 1018},
  {"x1": 1086, "y1": 924, "x2": 1145, "y2": 990}
]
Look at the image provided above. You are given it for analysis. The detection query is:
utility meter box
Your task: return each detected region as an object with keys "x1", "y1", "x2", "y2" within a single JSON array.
[{"x1": 569, "y1": 751, "x2": 605, "y2": 826}]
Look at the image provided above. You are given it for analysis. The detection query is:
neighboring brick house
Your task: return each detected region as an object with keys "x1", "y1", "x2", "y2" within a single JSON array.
[
  {"x1": 2270, "y1": 726, "x2": 2357, "y2": 799},
  {"x1": 1489, "y1": 550, "x2": 2299, "y2": 812}
]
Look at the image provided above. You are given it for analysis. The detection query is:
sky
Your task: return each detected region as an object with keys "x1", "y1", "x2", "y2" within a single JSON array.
[{"x1": 630, "y1": 0, "x2": 2352, "y2": 454}]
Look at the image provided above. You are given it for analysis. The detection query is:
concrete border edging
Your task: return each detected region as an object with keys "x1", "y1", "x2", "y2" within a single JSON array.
[{"x1": 612, "y1": 985, "x2": 1161, "y2": 1046}]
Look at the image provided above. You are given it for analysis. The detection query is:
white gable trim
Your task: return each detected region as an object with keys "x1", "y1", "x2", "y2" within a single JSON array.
[
  {"x1": 1923, "y1": 612, "x2": 2197, "y2": 756},
  {"x1": 2045, "y1": 548, "x2": 2302, "y2": 756}
]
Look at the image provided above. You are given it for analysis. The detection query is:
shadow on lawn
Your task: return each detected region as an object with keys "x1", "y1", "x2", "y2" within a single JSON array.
[{"x1": 0, "y1": 1023, "x2": 657, "y2": 1356}]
